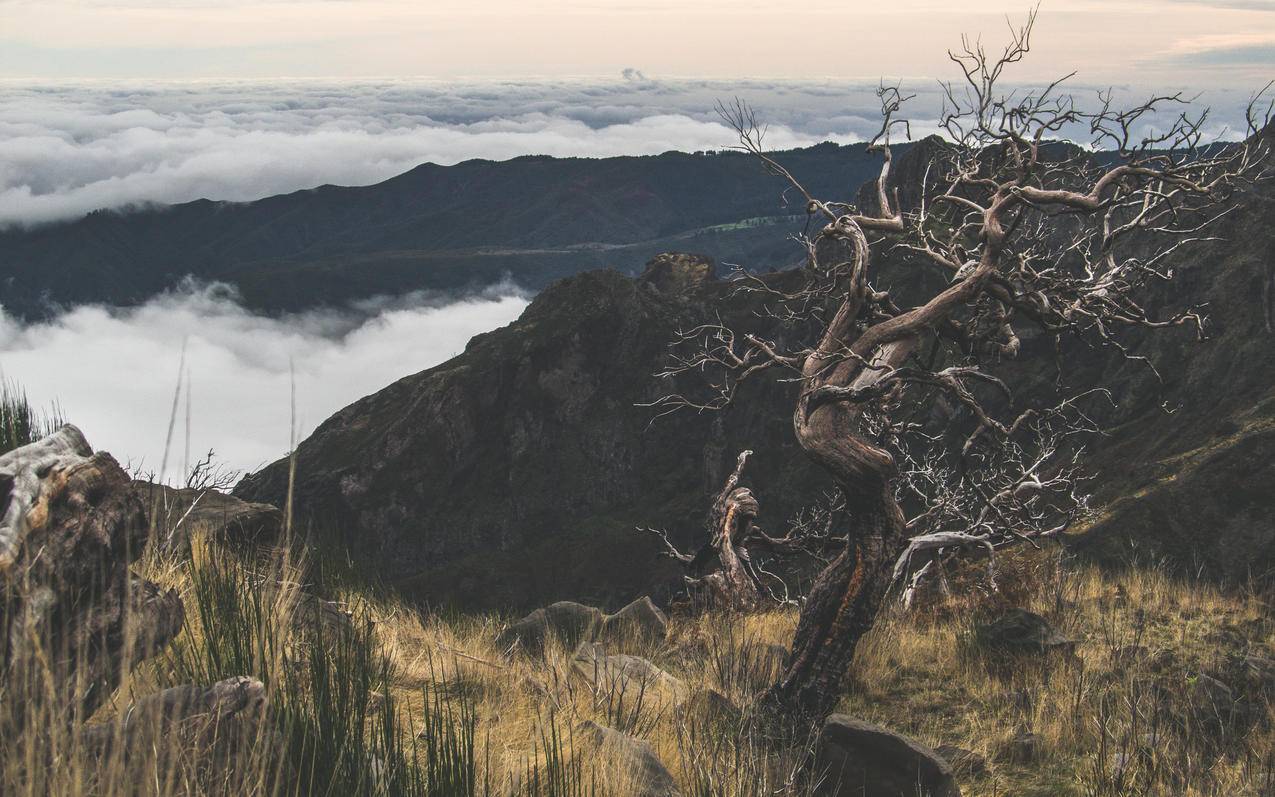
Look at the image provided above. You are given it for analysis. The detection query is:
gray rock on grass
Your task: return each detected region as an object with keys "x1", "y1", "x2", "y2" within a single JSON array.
[{"x1": 812, "y1": 715, "x2": 961, "y2": 797}]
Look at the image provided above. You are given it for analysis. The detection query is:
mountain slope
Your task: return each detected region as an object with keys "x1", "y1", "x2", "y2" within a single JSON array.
[
  {"x1": 0, "y1": 143, "x2": 895, "y2": 317},
  {"x1": 235, "y1": 138, "x2": 1275, "y2": 610},
  {"x1": 235, "y1": 256, "x2": 832, "y2": 610}
]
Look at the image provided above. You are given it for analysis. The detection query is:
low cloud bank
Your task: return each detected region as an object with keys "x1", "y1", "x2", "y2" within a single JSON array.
[
  {"x1": 0, "y1": 282, "x2": 530, "y2": 478},
  {"x1": 3, "y1": 78, "x2": 1253, "y2": 228}
]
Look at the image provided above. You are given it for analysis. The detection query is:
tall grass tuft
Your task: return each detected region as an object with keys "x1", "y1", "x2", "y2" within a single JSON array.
[
  {"x1": 166, "y1": 539, "x2": 438, "y2": 796},
  {"x1": 0, "y1": 377, "x2": 63, "y2": 455},
  {"x1": 520, "y1": 714, "x2": 596, "y2": 797}
]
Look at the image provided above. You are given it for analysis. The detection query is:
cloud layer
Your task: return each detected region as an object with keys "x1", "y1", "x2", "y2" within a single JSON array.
[
  {"x1": 0, "y1": 282, "x2": 529, "y2": 477},
  {"x1": 2, "y1": 78, "x2": 1260, "y2": 228}
]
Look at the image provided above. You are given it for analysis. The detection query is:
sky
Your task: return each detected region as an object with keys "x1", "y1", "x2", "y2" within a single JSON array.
[
  {"x1": 0, "y1": 0, "x2": 1272, "y2": 83},
  {"x1": 0, "y1": 0, "x2": 1270, "y2": 478}
]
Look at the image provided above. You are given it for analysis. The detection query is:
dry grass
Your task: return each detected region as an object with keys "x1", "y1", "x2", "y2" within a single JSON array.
[
  {"x1": 843, "y1": 549, "x2": 1275, "y2": 797},
  {"x1": 3, "y1": 533, "x2": 1272, "y2": 796}
]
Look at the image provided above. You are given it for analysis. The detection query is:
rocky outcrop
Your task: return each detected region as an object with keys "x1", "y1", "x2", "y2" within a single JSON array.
[
  {"x1": 572, "y1": 642, "x2": 687, "y2": 705},
  {"x1": 598, "y1": 596, "x2": 669, "y2": 647},
  {"x1": 811, "y1": 715, "x2": 961, "y2": 797},
  {"x1": 972, "y1": 609, "x2": 1075, "y2": 658},
  {"x1": 236, "y1": 258, "x2": 825, "y2": 611},
  {"x1": 497, "y1": 601, "x2": 605, "y2": 654},
  {"x1": 137, "y1": 482, "x2": 283, "y2": 553},
  {"x1": 0, "y1": 426, "x2": 184, "y2": 729},
  {"x1": 638, "y1": 252, "x2": 715, "y2": 295}
]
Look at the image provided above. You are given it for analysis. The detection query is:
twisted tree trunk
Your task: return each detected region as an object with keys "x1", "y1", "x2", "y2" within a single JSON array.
[
  {"x1": 763, "y1": 227, "x2": 917, "y2": 719},
  {"x1": 766, "y1": 482, "x2": 906, "y2": 717}
]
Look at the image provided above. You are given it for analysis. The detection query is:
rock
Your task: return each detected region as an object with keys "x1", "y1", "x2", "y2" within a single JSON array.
[
  {"x1": 599, "y1": 596, "x2": 668, "y2": 647},
  {"x1": 136, "y1": 482, "x2": 283, "y2": 553},
  {"x1": 496, "y1": 601, "x2": 604, "y2": 654},
  {"x1": 973, "y1": 609, "x2": 1075, "y2": 657},
  {"x1": 681, "y1": 689, "x2": 741, "y2": 727},
  {"x1": 574, "y1": 721, "x2": 681, "y2": 797},
  {"x1": 992, "y1": 731, "x2": 1039, "y2": 765},
  {"x1": 1187, "y1": 673, "x2": 1236, "y2": 723},
  {"x1": 500, "y1": 595, "x2": 669, "y2": 655},
  {"x1": 1230, "y1": 654, "x2": 1275, "y2": 697},
  {"x1": 0, "y1": 426, "x2": 184, "y2": 730},
  {"x1": 572, "y1": 642, "x2": 686, "y2": 704},
  {"x1": 934, "y1": 745, "x2": 987, "y2": 778},
  {"x1": 638, "y1": 252, "x2": 716, "y2": 295},
  {"x1": 81, "y1": 676, "x2": 268, "y2": 761},
  {"x1": 811, "y1": 715, "x2": 961, "y2": 797}
]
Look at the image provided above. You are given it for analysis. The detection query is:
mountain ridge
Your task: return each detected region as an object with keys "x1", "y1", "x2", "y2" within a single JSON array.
[{"x1": 0, "y1": 141, "x2": 894, "y2": 318}]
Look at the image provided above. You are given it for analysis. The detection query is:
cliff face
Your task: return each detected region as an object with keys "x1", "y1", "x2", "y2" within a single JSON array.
[
  {"x1": 235, "y1": 256, "x2": 830, "y2": 610},
  {"x1": 238, "y1": 142, "x2": 1275, "y2": 610}
]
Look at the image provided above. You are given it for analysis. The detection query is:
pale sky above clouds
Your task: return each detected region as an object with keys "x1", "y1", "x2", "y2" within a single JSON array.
[{"x1": 0, "y1": 0, "x2": 1271, "y2": 83}]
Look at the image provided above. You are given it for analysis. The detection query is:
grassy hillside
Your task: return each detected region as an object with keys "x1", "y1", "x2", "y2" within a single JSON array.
[{"x1": 6, "y1": 523, "x2": 1271, "y2": 796}]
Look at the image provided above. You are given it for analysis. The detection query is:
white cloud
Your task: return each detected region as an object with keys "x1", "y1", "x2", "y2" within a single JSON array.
[
  {"x1": 0, "y1": 282, "x2": 529, "y2": 477},
  {"x1": 0, "y1": 78, "x2": 1261, "y2": 228},
  {"x1": 0, "y1": 79, "x2": 881, "y2": 227}
]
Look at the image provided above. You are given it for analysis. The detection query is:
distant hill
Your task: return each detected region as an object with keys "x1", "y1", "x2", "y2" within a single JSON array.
[{"x1": 0, "y1": 142, "x2": 899, "y2": 318}]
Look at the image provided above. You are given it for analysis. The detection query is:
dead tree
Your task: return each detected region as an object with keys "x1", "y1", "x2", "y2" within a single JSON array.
[
  {"x1": 642, "y1": 451, "x2": 841, "y2": 610},
  {"x1": 646, "y1": 12, "x2": 1271, "y2": 719}
]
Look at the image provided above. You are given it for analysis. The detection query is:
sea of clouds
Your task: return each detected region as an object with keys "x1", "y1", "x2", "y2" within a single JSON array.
[
  {"x1": 0, "y1": 77, "x2": 1259, "y2": 478},
  {"x1": 0, "y1": 282, "x2": 530, "y2": 477},
  {"x1": 1, "y1": 77, "x2": 1257, "y2": 229}
]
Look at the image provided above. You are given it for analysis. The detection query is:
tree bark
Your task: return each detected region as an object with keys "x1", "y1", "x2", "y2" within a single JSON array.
[
  {"x1": 692, "y1": 451, "x2": 766, "y2": 610},
  {"x1": 763, "y1": 291, "x2": 917, "y2": 719},
  {"x1": 765, "y1": 482, "x2": 906, "y2": 718}
]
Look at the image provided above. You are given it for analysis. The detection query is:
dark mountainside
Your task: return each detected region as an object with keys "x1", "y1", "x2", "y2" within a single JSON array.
[
  {"x1": 0, "y1": 142, "x2": 897, "y2": 318},
  {"x1": 236, "y1": 135, "x2": 1275, "y2": 611},
  {"x1": 238, "y1": 255, "x2": 830, "y2": 610}
]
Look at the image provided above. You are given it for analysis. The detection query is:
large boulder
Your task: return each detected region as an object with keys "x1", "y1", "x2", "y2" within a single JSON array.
[
  {"x1": 498, "y1": 595, "x2": 669, "y2": 655},
  {"x1": 638, "y1": 252, "x2": 715, "y2": 295},
  {"x1": 811, "y1": 715, "x2": 961, "y2": 797},
  {"x1": 0, "y1": 426, "x2": 184, "y2": 729},
  {"x1": 574, "y1": 720, "x2": 681, "y2": 797}
]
